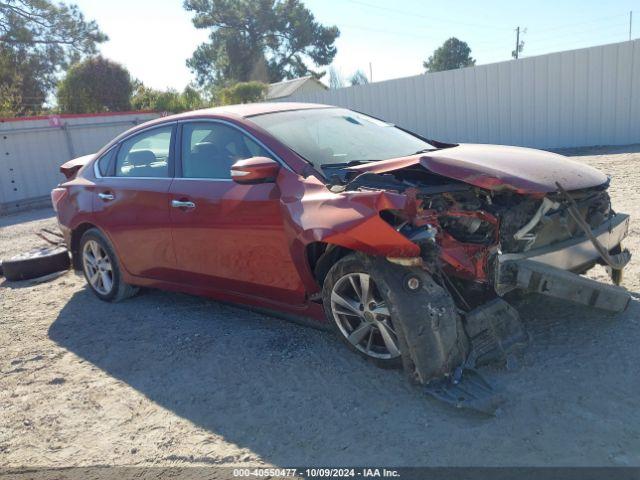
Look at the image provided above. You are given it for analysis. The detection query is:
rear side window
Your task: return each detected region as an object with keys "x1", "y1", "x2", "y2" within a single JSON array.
[
  {"x1": 181, "y1": 122, "x2": 273, "y2": 179},
  {"x1": 96, "y1": 148, "x2": 115, "y2": 176},
  {"x1": 115, "y1": 126, "x2": 173, "y2": 177}
]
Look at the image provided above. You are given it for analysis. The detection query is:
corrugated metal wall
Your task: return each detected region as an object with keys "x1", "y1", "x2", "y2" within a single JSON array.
[
  {"x1": 288, "y1": 40, "x2": 640, "y2": 150},
  {"x1": 0, "y1": 112, "x2": 159, "y2": 213}
]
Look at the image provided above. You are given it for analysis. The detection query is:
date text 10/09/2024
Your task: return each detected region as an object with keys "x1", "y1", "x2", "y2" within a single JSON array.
[{"x1": 232, "y1": 468, "x2": 401, "y2": 478}]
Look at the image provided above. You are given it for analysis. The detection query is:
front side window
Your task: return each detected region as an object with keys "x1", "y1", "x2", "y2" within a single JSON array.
[
  {"x1": 96, "y1": 148, "x2": 116, "y2": 176},
  {"x1": 249, "y1": 108, "x2": 435, "y2": 172},
  {"x1": 115, "y1": 126, "x2": 173, "y2": 177},
  {"x1": 181, "y1": 122, "x2": 273, "y2": 179}
]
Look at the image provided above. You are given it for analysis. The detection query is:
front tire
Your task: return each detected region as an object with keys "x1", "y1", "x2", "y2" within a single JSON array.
[
  {"x1": 323, "y1": 254, "x2": 402, "y2": 368},
  {"x1": 323, "y1": 253, "x2": 468, "y2": 383},
  {"x1": 79, "y1": 228, "x2": 138, "y2": 302}
]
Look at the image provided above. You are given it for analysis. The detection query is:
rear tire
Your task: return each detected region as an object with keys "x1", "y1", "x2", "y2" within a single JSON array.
[{"x1": 79, "y1": 228, "x2": 138, "y2": 302}]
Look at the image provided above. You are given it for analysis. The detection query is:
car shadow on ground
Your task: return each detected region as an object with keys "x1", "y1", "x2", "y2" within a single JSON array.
[{"x1": 47, "y1": 285, "x2": 640, "y2": 466}]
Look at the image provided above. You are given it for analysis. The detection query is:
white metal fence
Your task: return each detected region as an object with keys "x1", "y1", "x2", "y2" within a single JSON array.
[
  {"x1": 288, "y1": 40, "x2": 640, "y2": 150},
  {"x1": 0, "y1": 111, "x2": 159, "y2": 214}
]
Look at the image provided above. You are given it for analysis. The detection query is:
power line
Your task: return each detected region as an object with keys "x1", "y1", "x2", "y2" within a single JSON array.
[
  {"x1": 341, "y1": 23, "x2": 444, "y2": 41},
  {"x1": 343, "y1": 0, "x2": 511, "y2": 30},
  {"x1": 525, "y1": 21, "x2": 628, "y2": 47},
  {"x1": 530, "y1": 13, "x2": 627, "y2": 34},
  {"x1": 522, "y1": 34, "x2": 630, "y2": 57}
]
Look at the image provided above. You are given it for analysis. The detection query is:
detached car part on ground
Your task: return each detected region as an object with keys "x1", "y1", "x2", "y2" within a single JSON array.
[
  {"x1": 50, "y1": 104, "x2": 632, "y2": 414},
  {"x1": 0, "y1": 229, "x2": 70, "y2": 281}
]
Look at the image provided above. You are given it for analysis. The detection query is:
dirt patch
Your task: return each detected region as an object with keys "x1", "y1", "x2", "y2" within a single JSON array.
[{"x1": 1, "y1": 146, "x2": 639, "y2": 467}]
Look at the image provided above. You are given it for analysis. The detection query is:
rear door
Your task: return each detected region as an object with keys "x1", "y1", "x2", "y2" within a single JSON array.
[
  {"x1": 92, "y1": 123, "x2": 177, "y2": 279},
  {"x1": 168, "y1": 120, "x2": 306, "y2": 305}
]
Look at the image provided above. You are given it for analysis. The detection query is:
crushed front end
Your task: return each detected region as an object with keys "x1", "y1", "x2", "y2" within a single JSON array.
[{"x1": 331, "y1": 150, "x2": 632, "y2": 412}]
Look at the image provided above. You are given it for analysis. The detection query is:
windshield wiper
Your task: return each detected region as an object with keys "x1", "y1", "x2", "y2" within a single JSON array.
[
  {"x1": 321, "y1": 160, "x2": 379, "y2": 168},
  {"x1": 412, "y1": 148, "x2": 437, "y2": 155}
]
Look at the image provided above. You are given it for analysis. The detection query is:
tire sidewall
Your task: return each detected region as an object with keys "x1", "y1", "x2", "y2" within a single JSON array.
[
  {"x1": 322, "y1": 253, "x2": 402, "y2": 369},
  {"x1": 2, "y1": 247, "x2": 70, "y2": 281},
  {"x1": 79, "y1": 229, "x2": 122, "y2": 301}
]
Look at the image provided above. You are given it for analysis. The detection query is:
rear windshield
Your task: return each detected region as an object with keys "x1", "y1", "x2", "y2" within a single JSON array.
[{"x1": 249, "y1": 108, "x2": 434, "y2": 171}]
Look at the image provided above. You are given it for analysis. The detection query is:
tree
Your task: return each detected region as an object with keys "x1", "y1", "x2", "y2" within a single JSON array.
[
  {"x1": 0, "y1": 0, "x2": 106, "y2": 115},
  {"x1": 349, "y1": 69, "x2": 369, "y2": 86},
  {"x1": 57, "y1": 56, "x2": 132, "y2": 113},
  {"x1": 183, "y1": 0, "x2": 340, "y2": 87},
  {"x1": 218, "y1": 81, "x2": 268, "y2": 105},
  {"x1": 512, "y1": 40, "x2": 525, "y2": 59},
  {"x1": 423, "y1": 37, "x2": 475, "y2": 73},
  {"x1": 131, "y1": 83, "x2": 209, "y2": 113}
]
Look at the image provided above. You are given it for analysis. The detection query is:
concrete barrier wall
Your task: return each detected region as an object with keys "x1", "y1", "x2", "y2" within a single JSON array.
[{"x1": 0, "y1": 111, "x2": 160, "y2": 214}]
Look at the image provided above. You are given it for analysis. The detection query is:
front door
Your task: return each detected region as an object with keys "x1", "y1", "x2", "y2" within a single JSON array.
[
  {"x1": 92, "y1": 123, "x2": 177, "y2": 279},
  {"x1": 169, "y1": 120, "x2": 306, "y2": 305}
]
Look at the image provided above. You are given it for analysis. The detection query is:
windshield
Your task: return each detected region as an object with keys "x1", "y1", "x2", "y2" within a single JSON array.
[{"x1": 249, "y1": 108, "x2": 435, "y2": 171}]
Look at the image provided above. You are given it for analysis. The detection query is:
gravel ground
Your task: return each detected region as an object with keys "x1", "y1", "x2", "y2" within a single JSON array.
[{"x1": 1, "y1": 145, "x2": 639, "y2": 468}]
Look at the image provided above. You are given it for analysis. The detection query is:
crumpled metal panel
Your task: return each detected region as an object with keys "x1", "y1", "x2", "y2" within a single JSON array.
[
  {"x1": 279, "y1": 171, "x2": 421, "y2": 258},
  {"x1": 346, "y1": 144, "x2": 608, "y2": 194}
]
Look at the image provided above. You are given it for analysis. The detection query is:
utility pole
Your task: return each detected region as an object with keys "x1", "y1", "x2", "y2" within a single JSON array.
[
  {"x1": 512, "y1": 27, "x2": 524, "y2": 59},
  {"x1": 369, "y1": 62, "x2": 373, "y2": 82},
  {"x1": 630, "y1": 11, "x2": 633, "y2": 41}
]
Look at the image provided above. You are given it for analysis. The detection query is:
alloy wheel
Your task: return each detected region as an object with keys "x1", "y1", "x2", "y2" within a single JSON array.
[
  {"x1": 82, "y1": 240, "x2": 114, "y2": 295},
  {"x1": 330, "y1": 272, "x2": 401, "y2": 359}
]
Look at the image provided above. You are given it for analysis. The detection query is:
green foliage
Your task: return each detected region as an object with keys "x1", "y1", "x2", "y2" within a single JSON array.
[
  {"x1": 131, "y1": 83, "x2": 209, "y2": 113},
  {"x1": 512, "y1": 40, "x2": 525, "y2": 59},
  {"x1": 183, "y1": 0, "x2": 339, "y2": 87},
  {"x1": 349, "y1": 69, "x2": 369, "y2": 86},
  {"x1": 217, "y1": 81, "x2": 267, "y2": 105},
  {"x1": 57, "y1": 56, "x2": 132, "y2": 113},
  {"x1": 0, "y1": 0, "x2": 106, "y2": 115},
  {"x1": 423, "y1": 37, "x2": 475, "y2": 73}
]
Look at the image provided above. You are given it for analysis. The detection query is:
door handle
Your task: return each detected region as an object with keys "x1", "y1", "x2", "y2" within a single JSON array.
[
  {"x1": 98, "y1": 192, "x2": 115, "y2": 201},
  {"x1": 171, "y1": 199, "x2": 196, "y2": 209}
]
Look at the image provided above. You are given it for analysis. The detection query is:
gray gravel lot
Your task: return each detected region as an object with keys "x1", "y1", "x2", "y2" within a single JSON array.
[{"x1": 1, "y1": 145, "x2": 639, "y2": 467}]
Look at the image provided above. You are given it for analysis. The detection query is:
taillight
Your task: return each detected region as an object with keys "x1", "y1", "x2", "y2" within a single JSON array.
[{"x1": 51, "y1": 188, "x2": 68, "y2": 212}]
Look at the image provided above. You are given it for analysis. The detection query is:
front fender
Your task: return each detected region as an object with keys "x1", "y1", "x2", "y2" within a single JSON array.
[{"x1": 277, "y1": 170, "x2": 420, "y2": 293}]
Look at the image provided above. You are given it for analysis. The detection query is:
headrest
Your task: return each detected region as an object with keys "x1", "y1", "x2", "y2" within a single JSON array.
[
  {"x1": 193, "y1": 142, "x2": 220, "y2": 158},
  {"x1": 128, "y1": 150, "x2": 156, "y2": 167}
]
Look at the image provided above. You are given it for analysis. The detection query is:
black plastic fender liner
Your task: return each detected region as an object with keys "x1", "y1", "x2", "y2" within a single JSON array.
[
  {"x1": 464, "y1": 298, "x2": 529, "y2": 367},
  {"x1": 365, "y1": 255, "x2": 468, "y2": 384},
  {"x1": 2, "y1": 246, "x2": 70, "y2": 281},
  {"x1": 424, "y1": 367, "x2": 504, "y2": 416}
]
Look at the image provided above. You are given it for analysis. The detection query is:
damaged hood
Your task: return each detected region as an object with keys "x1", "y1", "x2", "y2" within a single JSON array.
[{"x1": 347, "y1": 144, "x2": 608, "y2": 194}]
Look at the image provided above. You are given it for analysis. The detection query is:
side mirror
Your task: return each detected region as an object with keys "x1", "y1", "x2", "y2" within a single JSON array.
[{"x1": 230, "y1": 156, "x2": 280, "y2": 184}]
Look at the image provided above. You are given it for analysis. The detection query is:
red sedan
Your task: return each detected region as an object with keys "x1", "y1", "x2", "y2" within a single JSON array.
[{"x1": 52, "y1": 102, "x2": 630, "y2": 384}]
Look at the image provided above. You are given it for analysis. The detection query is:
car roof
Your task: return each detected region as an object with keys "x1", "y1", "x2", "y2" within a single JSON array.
[
  {"x1": 164, "y1": 102, "x2": 333, "y2": 121},
  {"x1": 100, "y1": 102, "x2": 336, "y2": 158}
]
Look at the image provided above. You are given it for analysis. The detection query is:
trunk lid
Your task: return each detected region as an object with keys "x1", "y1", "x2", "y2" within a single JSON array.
[{"x1": 59, "y1": 153, "x2": 95, "y2": 180}]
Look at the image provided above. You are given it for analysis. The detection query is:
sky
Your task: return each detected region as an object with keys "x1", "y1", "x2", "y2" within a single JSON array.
[{"x1": 72, "y1": 0, "x2": 638, "y2": 90}]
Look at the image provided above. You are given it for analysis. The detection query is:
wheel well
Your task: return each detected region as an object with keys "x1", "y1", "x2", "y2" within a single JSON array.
[
  {"x1": 306, "y1": 242, "x2": 353, "y2": 287},
  {"x1": 70, "y1": 222, "x2": 97, "y2": 270}
]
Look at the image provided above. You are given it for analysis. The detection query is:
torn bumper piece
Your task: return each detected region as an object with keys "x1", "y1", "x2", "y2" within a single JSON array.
[
  {"x1": 494, "y1": 212, "x2": 631, "y2": 312},
  {"x1": 498, "y1": 212, "x2": 630, "y2": 272},
  {"x1": 498, "y1": 259, "x2": 631, "y2": 313}
]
